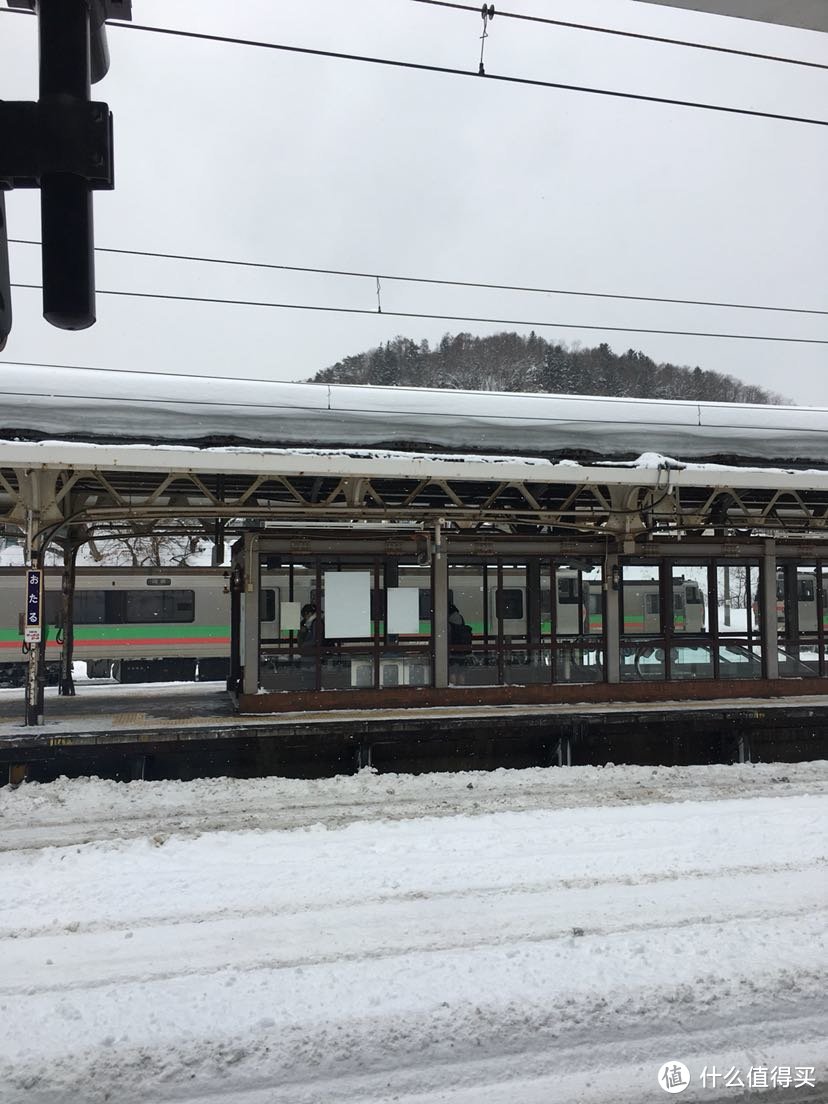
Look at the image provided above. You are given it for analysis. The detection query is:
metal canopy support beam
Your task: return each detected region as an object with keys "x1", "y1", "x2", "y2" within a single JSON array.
[
  {"x1": 3, "y1": 462, "x2": 828, "y2": 540},
  {"x1": 242, "y1": 533, "x2": 260, "y2": 696},
  {"x1": 432, "y1": 522, "x2": 449, "y2": 689},
  {"x1": 58, "y1": 539, "x2": 79, "y2": 696},
  {"x1": 605, "y1": 554, "x2": 621, "y2": 684},
  {"x1": 3, "y1": 440, "x2": 828, "y2": 493},
  {"x1": 761, "y1": 540, "x2": 779, "y2": 680}
]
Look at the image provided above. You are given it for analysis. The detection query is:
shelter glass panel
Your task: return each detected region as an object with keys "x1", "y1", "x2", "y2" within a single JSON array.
[
  {"x1": 620, "y1": 564, "x2": 665, "y2": 681},
  {"x1": 257, "y1": 555, "x2": 434, "y2": 693},
  {"x1": 713, "y1": 562, "x2": 762, "y2": 680},
  {"x1": 380, "y1": 562, "x2": 433, "y2": 687},
  {"x1": 554, "y1": 563, "x2": 604, "y2": 684},
  {"x1": 446, "y1": 558, "x2": 604, "y2": 686},
  {"x1": 319, "y1": 562, "x2": 377, "y2": 691},
  {"x1": 498, "y1": 562, "x2": 551, "y2": 686},
  {"x1": 777, "y1": 562, "x2": 824, "y2": 677},
  {"x1": 448, "y1": 562, "x2": 496, "y2": 687},
  {"x1": 669, "y1": 563, "x2": 713, "y2": 680},
  {"x1": 258, "y1": 560, "x2": 317, "y2": 692}
]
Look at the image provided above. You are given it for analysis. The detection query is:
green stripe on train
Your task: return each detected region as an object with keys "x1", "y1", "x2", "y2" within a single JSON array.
[{"x1": 0, "y1": 624, "x2": 230, "y2": 643}]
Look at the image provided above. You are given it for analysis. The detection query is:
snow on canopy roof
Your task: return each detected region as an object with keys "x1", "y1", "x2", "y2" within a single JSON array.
[{"x1": 1, "y1": 366, "x2": 827, "y2": 466}]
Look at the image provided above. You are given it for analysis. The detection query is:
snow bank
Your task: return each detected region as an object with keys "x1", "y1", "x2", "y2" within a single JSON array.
[{"x1": 0, "y1": 765, "x2": 825, "y2": 1104}]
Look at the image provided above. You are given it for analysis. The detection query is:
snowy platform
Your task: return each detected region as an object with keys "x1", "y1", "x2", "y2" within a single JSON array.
[{"x1": 0, "y1": 682, "x2": 826, "y2": 781}]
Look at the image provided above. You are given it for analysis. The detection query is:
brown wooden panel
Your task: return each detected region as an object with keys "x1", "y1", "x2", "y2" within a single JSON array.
[{"x1": 238, "y1": 676, "x2": 828, "y2": 714}]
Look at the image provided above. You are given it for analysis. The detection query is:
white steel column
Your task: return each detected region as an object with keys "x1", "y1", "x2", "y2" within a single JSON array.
[
  {"x1": 605, "y1": 554, "x2": 621, "y2": 683},
  {"x1": 242, "y1": 534, "x2": 261, "y2": 696},
  {"x1": 433, "y1": 521, "x2": 448, "y2": 689}
]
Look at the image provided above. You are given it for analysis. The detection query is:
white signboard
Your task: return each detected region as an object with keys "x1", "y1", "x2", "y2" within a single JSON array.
[
  {"x1": 324, "y1": 571, "x2": 371, "y2": 638},
  {"x1": 387, "y1": 587, "x2": 420, "y2": 634},
  {"x1": 280, "y1": 601, "x2": 301, "y2": 632}
]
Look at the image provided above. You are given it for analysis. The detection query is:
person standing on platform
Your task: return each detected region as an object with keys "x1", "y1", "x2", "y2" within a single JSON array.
[{"x1": 297, "y1": 603, "x2": 320, "y2": 654}]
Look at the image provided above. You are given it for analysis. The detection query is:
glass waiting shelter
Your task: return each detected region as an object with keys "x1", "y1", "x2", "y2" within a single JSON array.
[{"x1": 229, "y1": 530, "x2": 828, "y2": 709}]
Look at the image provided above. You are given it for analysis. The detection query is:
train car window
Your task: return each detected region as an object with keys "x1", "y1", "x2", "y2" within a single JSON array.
[
  {"x1": 259, "y1": 589, "x2": 276, "y2": 622},
  {"x1": 74, "y1": 590, "x2": 108, "y2": 624},
  {"x1": 43, "y1": 591, "x2": 63, "y2": 626},
  {"x1": 776, "y1": 577, "x2": 785, "y2": 600},
  {"x1": 557, "y1": 577, "x2": 578, "y2": 604},
  {"x1": 496, "y1": 589, "x2": 523, "y2": 619},
  {"x1": 540, "y1": 589, "x2": 552, "y2": 618},
  {"x1": 798, "y1": 578, "x2": 815, "y2": 601},
  {"x1": 124, "y1": 590, "x2": 194, "y2": 623},
  {"x1": 646, "y1": 593, "x2": 660, "y2": 615},
  {"x1": 588, "y1": 593, "x2": 603, "y2": 614},
  {"x1": 673, "y1": 593, "x2": 685, "y2": 610},
  {"x1": 418, "y1": 588, "x2": 451, "y2": 620},
  {"x1": 418, "y1": 589, "x2": 432, "y2": 620},
  {"x1": 686, "y1": 585, "x2": 703, "y2": 604}
]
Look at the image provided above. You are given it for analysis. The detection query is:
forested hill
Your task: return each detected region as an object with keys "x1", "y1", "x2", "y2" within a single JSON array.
[{"x1": 309, "y1": 332, "x2": 782, "y2": 404}]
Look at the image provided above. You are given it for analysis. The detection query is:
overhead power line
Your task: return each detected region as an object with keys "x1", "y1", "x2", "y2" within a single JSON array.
[
  {"x1": 411, "y1": 0, "x2": 828, "y2": 72},
  {"x1": 1, "y1": 6, "x2": 825, "y2": 128},
  {"x1": 8, "y1": 238, "x2": 828, "y2": 317},
  {"x1": 10, "y1": 281, "x2": 827, "y2": 344}
]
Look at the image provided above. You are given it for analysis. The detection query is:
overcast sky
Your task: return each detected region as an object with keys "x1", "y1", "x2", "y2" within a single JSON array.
[{"x1": 1, "y1": 0, "x2": 826, "y2": 403}]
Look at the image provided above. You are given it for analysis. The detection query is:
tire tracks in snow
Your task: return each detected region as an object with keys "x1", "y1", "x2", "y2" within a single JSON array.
[
  {"x1": 0, "y1": 856, "x2": 822, "y2": 943},
  {"x1": 2, "y1": 769, "x2": 824, "y2": 853}
]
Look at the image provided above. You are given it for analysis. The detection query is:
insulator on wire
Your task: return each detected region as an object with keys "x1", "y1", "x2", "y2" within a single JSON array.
[{"x1": 478, "y1": 5, "x2": 495, "y2": 76}]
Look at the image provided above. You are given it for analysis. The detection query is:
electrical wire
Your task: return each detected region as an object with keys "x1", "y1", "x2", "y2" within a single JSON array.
[
  {"x1": 1, "y1": 6, "x2": 825, "y2": 127},
  {"x1": 411, "y1": 0, "x2": 828, "y2": 72},
  {"x1": 9, "y1": 282, "x2": 828, "y2": 344},
  {"x1": 8, "y1": 238, "x2": 827, "y2": 317}
]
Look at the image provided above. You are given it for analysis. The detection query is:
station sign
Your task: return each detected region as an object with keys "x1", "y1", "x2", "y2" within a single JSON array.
[{"x1": 24, "y1": 568, "x2": 42, "y2": 644}]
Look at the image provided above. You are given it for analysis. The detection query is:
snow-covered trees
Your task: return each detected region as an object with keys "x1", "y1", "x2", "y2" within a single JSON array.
[{"x1": 310, "y1": 332, "x2": 783, "y2": 404}]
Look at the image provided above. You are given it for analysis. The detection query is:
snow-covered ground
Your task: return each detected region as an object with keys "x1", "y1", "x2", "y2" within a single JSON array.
[{"x1": 1, "y1": 764, "x2": 826, "y2": 1104}]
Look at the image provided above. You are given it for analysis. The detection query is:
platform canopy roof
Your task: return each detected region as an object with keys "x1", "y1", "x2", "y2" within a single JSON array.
[
  {"x1": 1, "y1": 377, "x2": 827, "y2": 545},
  {"x1": 635, "y1": 1, "x2": 828, "y2": 32}
]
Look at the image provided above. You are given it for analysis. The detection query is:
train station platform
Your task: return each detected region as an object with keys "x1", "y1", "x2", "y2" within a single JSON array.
[{"x1": 0, "y1": 681, "x2": 824, "y2": 784}]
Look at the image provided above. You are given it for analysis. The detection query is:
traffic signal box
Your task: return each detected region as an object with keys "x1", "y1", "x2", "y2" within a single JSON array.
[{"x1": 0, "y1": 0, "x2": 131, "y2": 343}]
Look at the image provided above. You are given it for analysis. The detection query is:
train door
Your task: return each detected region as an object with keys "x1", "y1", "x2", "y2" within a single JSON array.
[
  {"x1": 797, "y1": 572, "x2": 817, "y2": 633},
  {"x1": 259, "y1": 579, "x2": 280, "y2": 636},
  {"x1": 682, "y1": 580, "x2": 705, "y2": 633},
  {"x1": 555, "y1": 570, "x2": 586, "y2": 634}
]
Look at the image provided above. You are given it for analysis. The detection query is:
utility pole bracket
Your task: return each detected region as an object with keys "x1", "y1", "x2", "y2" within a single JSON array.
[{"x1": 0, "y1": 100, "x2": 114, "y2": 189}]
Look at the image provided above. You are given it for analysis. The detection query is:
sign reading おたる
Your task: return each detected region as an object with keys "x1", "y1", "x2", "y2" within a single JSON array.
[{"x1": 24, "y1": 569, "x2": 42, "y2": 644}]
